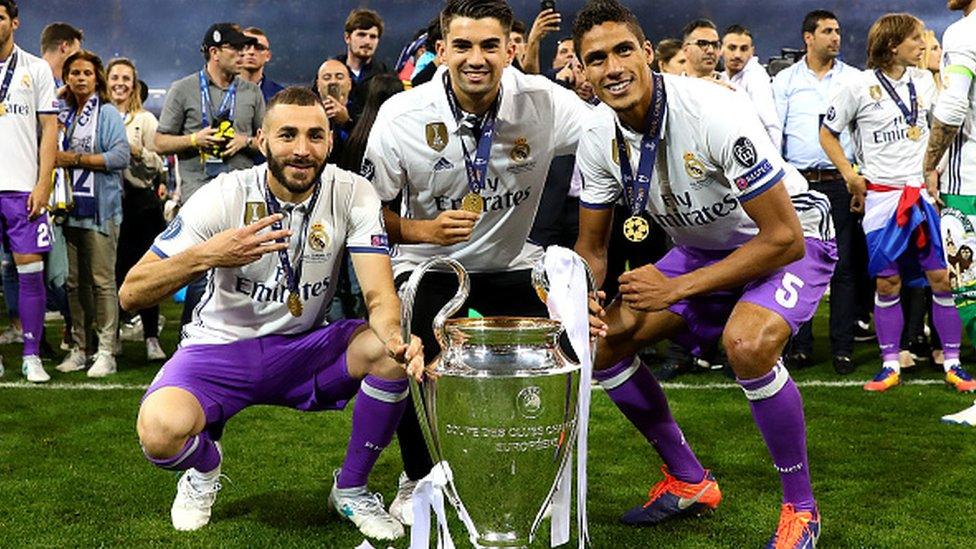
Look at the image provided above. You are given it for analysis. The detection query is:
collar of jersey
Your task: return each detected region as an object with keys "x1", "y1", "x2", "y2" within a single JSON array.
[{"x1": 434, "y1": 64, "x2": 514, "y2": 135}]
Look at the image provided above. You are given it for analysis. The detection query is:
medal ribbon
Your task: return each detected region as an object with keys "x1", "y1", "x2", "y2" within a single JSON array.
[
  {"x1": 874, "y1": 69, "x2": 917, "y2": 128},
  {"x1": 615, "y1": 71, "x2": 667, "y2": 217},
  {"x1": 198, "y1": 69, "x2": 238, "y2": 127},
  {"x1": 0, "y1": 50, "x2": 18, "y2": 106},
  {"x1": 262, "y1": 171, "x2": 322, "y2": 305},
  {"x1": 443, "y1": 71, "x2": 499, "y2": 195}
]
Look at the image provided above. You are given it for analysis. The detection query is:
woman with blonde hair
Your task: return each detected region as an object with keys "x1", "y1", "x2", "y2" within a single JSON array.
[
  {"x1": 919, "y1": 29, "x2": 944, "y2": 92},
  {"x1": 106, "y1": 57, "x2": 167, "y2": 362}
]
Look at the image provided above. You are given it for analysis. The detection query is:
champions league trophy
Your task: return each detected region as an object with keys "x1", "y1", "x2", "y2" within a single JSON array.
[{"x1": 400, "y1": 254, "x2": 593, "y2": 548}]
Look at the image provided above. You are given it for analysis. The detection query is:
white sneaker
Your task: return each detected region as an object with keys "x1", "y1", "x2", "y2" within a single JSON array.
[
  {"x1": 146, "y1": 337, "x2": 167, "y2": 361},
  {"x1": 388, "y1": 471, "x2": 417, "y2": 526},
  {"x1": 0, "y1": 325, "x2": 23, "y2": 344},
  {"x1": 56, "y1": 348, "x2": 87, "y2": 373},
  {"x1": 22, "y1": 355, "x2": 50, "y2": 383},
  {"x1": 328, "y1": 470, "x2": 404, "y2": 541},
  {"x1": 171, "y1": 467, "x2": 223, "y2": 531},
  {"x1": 87, "y1": 351, "x2": 117, "y2": 378},
  {"x1": 119, "y1": 317, "x2": 143, "y2": 342}
]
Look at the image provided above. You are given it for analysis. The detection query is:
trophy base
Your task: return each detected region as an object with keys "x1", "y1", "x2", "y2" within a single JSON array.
[{"x1": 478, "y1": 530, "x2": 526, "y2": 548}]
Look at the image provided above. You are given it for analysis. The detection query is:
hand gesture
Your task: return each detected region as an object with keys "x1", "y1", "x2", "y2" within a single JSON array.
[
  {"x1": 221, "y1": 133, "x2": 249, "y2": 158},
  {"x1": 386, "y1": 333, "x2": 427, "y2": 382},
  {"x1": 199, "y1": 213, "x2": 291, "y2": 268},
  {"x1": 618, "y1": 264, "x2": 677, "y2": 312},
  {"x1": 425, "y1": 209, "x2": 480, "y2": 245}
]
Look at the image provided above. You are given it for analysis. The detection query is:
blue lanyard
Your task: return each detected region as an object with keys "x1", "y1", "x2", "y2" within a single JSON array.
[
  {"x1": 874, "y1": 69, "x2": 917, "y2": 126},
  {"x1": 0, "y1": 50, "x2": 18, "y2": 104},
  {"x1": 263, "y1": 171, "x2": 322, "y2": 296},
  {"x1": 198, "y1": 70, "x2": 237, "y2": 127},
  {"x1": 443, "y1": 71, "x2": 500, "y2": 194},
  {"x1": 615, "y1": 71, "x2": 667, "y2": 217}
]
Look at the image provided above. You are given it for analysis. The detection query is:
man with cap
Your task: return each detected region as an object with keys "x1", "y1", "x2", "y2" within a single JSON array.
[{"x1": 154, "y1": 23, "x2": 266, "y2": 335}]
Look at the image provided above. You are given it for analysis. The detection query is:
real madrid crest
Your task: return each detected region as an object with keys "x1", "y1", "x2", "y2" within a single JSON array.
[
  {"x1": 243, "y1": 202, "x2": 267, "y2": 225},
  {"x1": 510, "y1": 137, "x2": 531, "y2": 163},
  {"x1": 308, "y1": 222, "x2": 329, "y2": 251},
  {"x1": 21, "y1": 74, "x2": 31, "y2": 88},
  {"x1": 683, "y1": 152, "x2": 706, "y2": 180},
  {"x1": 869, "y1": 85, "x2": 882, "y2": 101},
  {"x1": 611, "y1": 138, "x2": 630, "y2": 166},
  {"x1": 426, "y1": 122, "x2": 449, "y2": 152}
]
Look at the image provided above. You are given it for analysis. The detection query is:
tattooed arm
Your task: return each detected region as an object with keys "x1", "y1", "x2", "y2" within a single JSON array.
[{"x1": 924, "y1": 120, "x2": 961, "y2": 204}]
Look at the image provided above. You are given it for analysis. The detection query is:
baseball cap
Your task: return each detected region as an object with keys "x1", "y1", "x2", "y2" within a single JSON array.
[{"x1": 201, "y1": 23, "x2": 256, "y2": 51}]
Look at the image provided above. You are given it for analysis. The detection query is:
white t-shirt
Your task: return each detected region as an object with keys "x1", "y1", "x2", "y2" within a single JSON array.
[
  {"x1": 364, "y1": 66, "x2": 591, "y2": 277},
  {"x1": 578, "y1": 74, "x2": 831, "y2": 251},
  {"x1": 0, "y1": 45, "x2": 59, "y2": 192},
  {"x1": 824, "y1": 67, "x2": 936, "y2": 187},
  {"x1": 151, "y1": 164, "x2": 388, "y2": 345},
  {"x1": 723, "y1": 57, "x2": 782, "y2": 151},
  {"x1": 937, "y1": 11, "x2": 976, "y2": 195}
]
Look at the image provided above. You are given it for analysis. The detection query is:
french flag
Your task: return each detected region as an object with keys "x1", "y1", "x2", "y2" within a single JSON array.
[{"x1": 863, "y1": 182, "x2": 942, "y2": 287}]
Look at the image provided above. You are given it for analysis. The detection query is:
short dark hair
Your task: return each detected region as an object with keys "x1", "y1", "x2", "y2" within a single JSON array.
[
  {"x1": 572, "y1": 0, "x2": 646, "y2": 62},
  {"x1": 345, "y1": 8, "x2": 384, "y2": 38},
  {"x1": 802, "y1": 10, "x2": 838, "y2": 36},
  {"x1": 652, "y1": 38, "x2": 683, "y2": 70},
  {"x1": 424, "y1": 17, "x2": 443, "y2": 51},
  {"x1": 440, "y1": 0, "x2": 514, "y2": 37},
  {"x1": 267, "y1": 86, "x2": 329, "y2": 118},
  {"x1": 511, "y1": 19, "x2": 526, "y2": 36},
  {"x1": 41, "y1": 22, "x2": 84, "y2": 53},
  {"x1": 724, "y1": 24, "x2": 752, "y2": 39},
  {"x1": 682, "y1": 18, "x2": 717, "y2": 41},
  {"x1": 0, "y1": 0, "x2": 17, "y2": 19}
]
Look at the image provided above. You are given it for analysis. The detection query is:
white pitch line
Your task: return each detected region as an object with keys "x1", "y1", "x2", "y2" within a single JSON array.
[{"x1": 0, "y1": 378, "x2": 949, "y2": 392}]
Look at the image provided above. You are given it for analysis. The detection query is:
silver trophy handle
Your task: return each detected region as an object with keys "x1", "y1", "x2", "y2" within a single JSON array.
[
  {"x1": 399, "y1": 256, "x2": 470, "y2": 349},
  {"x1": 531, "y1": 253, "x2": 598, "y2": 304}
]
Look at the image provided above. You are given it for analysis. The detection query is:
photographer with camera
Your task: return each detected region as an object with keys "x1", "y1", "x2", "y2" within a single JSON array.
[
  {"x1": 314, "y1": 59, "x2": 354, "y2": 164},
  {"x1": 154, "y1": 22, "x2": 266, "y2": 334}
]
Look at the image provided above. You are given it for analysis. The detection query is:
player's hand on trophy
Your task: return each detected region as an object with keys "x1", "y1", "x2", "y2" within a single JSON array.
[
  {"x1": 618, "y1": 264, "x2": 676, "y2": 312},
  {"x1": 386, "y1": 333, "x2": 427, "y2": 382},
  {"x1": 426, "y1": 209, "x2": 480, "y2": 245},
  {"x1": 589, "y1": 289, "x2": 608, "y2": 338},
  {"x1": 925, "y1": 169, "x2": 943, "y2": 209},
  {"x1": 201, "y1": 213, "x2": 291, "y2": 268},
  {"x1": 845, "y1": 174, "x2": 867, "y2": 213}
]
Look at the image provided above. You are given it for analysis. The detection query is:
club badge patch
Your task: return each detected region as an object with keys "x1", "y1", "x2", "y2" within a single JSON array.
[
  {"x1": 683, "y1": 152, "x2": 707, "y2": 180},
  {"x1": 426, "y1": 122, "x2": 449, "y2": 152},
  {"x1": 611, "y1": 138, "x2": 630, "y2": 166},
  {"x1": 360, "y1": 157, "x2": 375, "y2": 181},
  {"x1": 869, "y1": 85, "x2": 882, "y2": 101},
  {"x1": 244, "y1": 202, "x2": 267, "y2": 225},
  {"x1": 308, "y1": 222, "x2": 329, "y2": 251},
  {"x1": 510, "y1": 137, "x2": 531, "y2": 163},
  {"x1": 826, "y1": 106, "x2": 836, "y2": 122},
  {"x1": 732, "y1": 137, "x2": 757, "y2": 168}
]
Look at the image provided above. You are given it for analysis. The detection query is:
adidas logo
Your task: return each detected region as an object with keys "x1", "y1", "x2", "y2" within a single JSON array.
[{"x1": 433, "y1": 157, "x2": 455, "y2": 172}]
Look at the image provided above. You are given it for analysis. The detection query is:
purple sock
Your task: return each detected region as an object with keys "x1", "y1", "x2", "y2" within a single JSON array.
[
  {"x1": 337, "y1": 375, "x2": 409, "y2": 489},
  {"x1": 144, "y1": 431, "x2": 221, "y2": 473},
  {"x1": 738, "y1": 362, "x2": 816, "y2": 512},
  {"x1": 932, "y1": 291, "x2": 962, "y2": 361},
  {"x1": 874, "y1": 292, "x2": 902, "y2": 362},
  {"x1": 18, "y1": 269, "x2": 45, "y2": 357},
  {"x1": 595, "y1": 356, "x2": 706, "y2": 483}
]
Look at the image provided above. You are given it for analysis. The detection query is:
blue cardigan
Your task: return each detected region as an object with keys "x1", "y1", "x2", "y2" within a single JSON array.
[{"x1": 65, "y1": 102, "x2": 130, "y2": 235}]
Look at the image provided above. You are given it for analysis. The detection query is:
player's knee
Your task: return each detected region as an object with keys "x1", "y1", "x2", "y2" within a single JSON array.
[
  {"x1": 876, "y1": 275, "x2": 901, "y2": 296},
  {"x1": 928, "y1": 269, "x2": 951, "y2": 293},
  {"x1": 137, "y1": 390, "x2": 203, "y2": 458},
  {"x1": 723, "y1": 328, "x2": 779, "y2": 377}
]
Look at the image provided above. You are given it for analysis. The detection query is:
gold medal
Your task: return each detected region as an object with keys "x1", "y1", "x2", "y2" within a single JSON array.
[
  {"x1": 287, "y1": 291, "x2": 303, "y2": 317},
  {"x1": 906, "y1": 126, "x2": 922, "y2": 141},
  {"x1": 0, "y1": 103, "x2": 6, "y2": 116},
  {"x1": 461, "y1": 192, "x2": 484, "y2": 214},
  {"x1": 623, "y1": 216, "x2": 650, "y2": 243}
]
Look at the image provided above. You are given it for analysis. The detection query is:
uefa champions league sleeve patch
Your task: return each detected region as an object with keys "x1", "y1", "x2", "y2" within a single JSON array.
[
  {"x1": 826, "y1": 106, "x2": 836, "y2": 122},
  {"x1": 159, "y1": 216, "x2": 183, "y2": 240},
  {"x1": 360, "y1": 158, "x2": 376, "y2": 181},
  {"x1": 732, "y1": 137, "x2": 758, "y2": 168}
]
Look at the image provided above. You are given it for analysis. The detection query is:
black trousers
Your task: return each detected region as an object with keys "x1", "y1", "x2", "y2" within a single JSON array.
[
  {"x1": 791, "y1": 179, "x2": 873, "y2": 357},
  {"x1": 394, "y1": 269, "x2": 548, "y2": 480},
  {"x1": 115, "y1": 186, "x2": 166, "y2": 338}
]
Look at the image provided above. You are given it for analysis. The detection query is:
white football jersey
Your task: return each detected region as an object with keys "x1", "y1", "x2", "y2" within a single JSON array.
[
  {"x1": 823, "y1": 67, "x2": 936, "y2": 187},
  {"x1": 151, "y1": 164, "x2": 388, "y2": 345},
  {"x1": 0, "y1": 45, "x2": 59, "y2": 192},
  {"x1": 938, "y1": 11, "x2": 976, "y2": 195},
  {"x1": 364, "y1": 66, "x2": 591, "y2": 277},
  {"x1": 578, "y1": 74, "x2": 832, "y2": 251}
]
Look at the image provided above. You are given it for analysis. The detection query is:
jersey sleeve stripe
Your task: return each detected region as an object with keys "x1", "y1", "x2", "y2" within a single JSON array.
[
  {"x1": 579, "y1": 200, "x2": 615, "y2": 210},
  {"x1": 348, "y1": 246, "x2": 390, "y2": 255},
  {"x1": 738, "y1": 171, "x2": 784, "y2": 203},
  {"x1": 36, "y1": 109, "x2": 59, "y2": 114},
  {"x1": 150, "y1": 245, "x2": 169, "y2": 259},
  {"x1": 946, "y1": 65, "x2": 976, "y2": 80}
]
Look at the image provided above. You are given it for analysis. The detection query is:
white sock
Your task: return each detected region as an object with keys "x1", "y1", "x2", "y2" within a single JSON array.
[{"x1": 883, "y1": 359, "x2": 901, "y2": 374}]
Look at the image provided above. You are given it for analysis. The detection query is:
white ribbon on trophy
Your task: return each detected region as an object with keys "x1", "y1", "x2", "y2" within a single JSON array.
[{"x1": 543, "y1": 246, "x2": 592, "y2": 547}]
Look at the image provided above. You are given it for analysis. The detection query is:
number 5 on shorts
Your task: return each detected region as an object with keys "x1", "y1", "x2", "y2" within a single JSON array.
[{"x1": 775, "y1": 272, "x2": 805, "y2": 309}]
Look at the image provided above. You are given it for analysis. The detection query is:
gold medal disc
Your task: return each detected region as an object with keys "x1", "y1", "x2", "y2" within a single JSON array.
[
  {"x1": 461, "y1": 192, "x2": 484, "y2": 214},
  {"x1": 0, "y1": 103, "x2": 6, "y2": 117},
  {"x1": 906, "y1": 126, "x2": 922, "y2": 141},
  {"x1": 287, "y1": 292, "x2": 303, "y2": 317},
  {"x1": 623, "y1": 216, "x2": 650, "y2": 243}
]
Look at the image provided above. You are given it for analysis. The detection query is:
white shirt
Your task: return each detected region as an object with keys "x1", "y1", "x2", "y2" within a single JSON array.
[
  {"x1": 0, "y1": 45, "x2": 58, "y2": 192},
  {"x1": 151, "y1": 164, "x2": 388, "y2": 345},
  {"x1": 723, "y1": 57, "x2": 783, "y2": 151},
  {"x1": 936, "y1": 10, "x2": 976, "y2": 195},
  {"x1": 364, "y1": 66, "x2": 591, "y2": 277},
  {"x1": 578, "y1": 74, "x2": 832, "y2": 251},
  {"x1": 824, "y1": 67, "x2": 937, "y2": 187}
]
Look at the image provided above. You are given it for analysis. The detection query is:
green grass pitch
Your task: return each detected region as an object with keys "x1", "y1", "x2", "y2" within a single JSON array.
[{"x1": 0, "y1": 302, "x2": 974, "y2": 548}]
